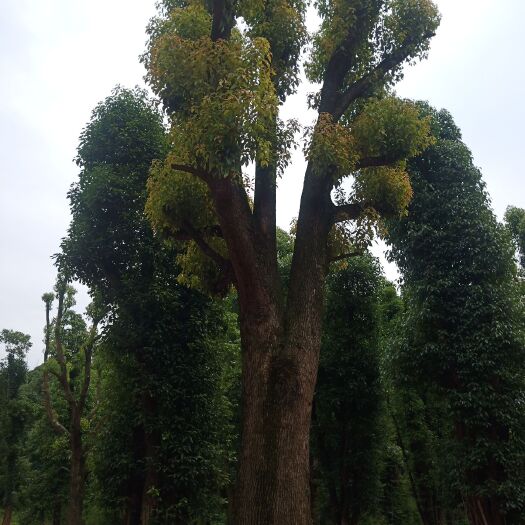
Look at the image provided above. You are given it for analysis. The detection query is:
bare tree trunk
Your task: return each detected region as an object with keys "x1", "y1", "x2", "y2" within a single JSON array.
[
  {"x1": 232, "y1": 167, "x2": 331, "y2": 524},
  {"x1": 1, "y1": 506, "x2": 13, "y2": 525},
  {"x1": 233, "y1": 322, "x2": 319, "y2": 524}
]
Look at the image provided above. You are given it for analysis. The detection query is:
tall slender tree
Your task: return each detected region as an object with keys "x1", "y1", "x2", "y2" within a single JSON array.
[
  {"x1": 59, "y1": 87, "x2": 239, "y2": 523},
  {"x1": 0, "y1": 329, "x2": 31, "y2": 525},
  {"x1": 386, "y1": 105, "x2": 525, "y2": 524},
  {"x1": 143, "y1": 1, "x2": 440, "y2": 520}
]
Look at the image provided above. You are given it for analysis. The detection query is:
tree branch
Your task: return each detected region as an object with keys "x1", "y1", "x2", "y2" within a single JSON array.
[
  {"x1": 42, "y1": 298, "x2": 68, "y2": 436},
  {"x1": 78, "y1": 322, "x2": 100, "y2": 414},
  {"x1": 356, "y1": 154, "x2": 403, "y2": 170},
  {"x1": 332, "y1": 203, "x2": 363, "y2": 223},
  {"x1": 211, "y1": 0, "x2": 235, "y2": 41},
  {"x1": 42, "y1": 368, "x2": 69, "y2": 436},
  {"x1": 53, "y1": 290, "x2": 74, "y2": 406},
  {"x1": 174, "y1": 224, "x2": 223, "y2": 241},
  {"x1": 329, "y1": 251, "x2": 363, "y2": 263},
  {"x1": 171, "y1": 163, "x2": 211, "y2": 183},
  {"x1": 182, "y1": 220, "x2": 231, "y2": 269},
  {"x1": 332, "y1": 33, "x2": 435, "y2": 121}
]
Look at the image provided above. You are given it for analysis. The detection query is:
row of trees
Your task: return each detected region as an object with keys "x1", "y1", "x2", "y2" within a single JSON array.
[
  {"x1": 2, "y1": 0, "x2": 525, "y2": 522},
  {"x1": 1, "y1": 87, "x2": 524, "y2": 524}
]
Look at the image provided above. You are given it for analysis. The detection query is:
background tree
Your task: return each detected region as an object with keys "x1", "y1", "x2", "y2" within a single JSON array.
[
  {"x1": 59, "y1": 87, "x2": 239, "y2": 524},
  {"x1": 16, "y1": 365, "x2": 70, "y2": 525},
  {"x1": 311, "y1": 255, "x2": 384, "y2": 525},
  {"x1": 0, "y1": 329, "x2": 31, "y2": 525},
  {"x1": 386, "y1": 104, "x2": 525, "y2": 524},
  {"x1": 42, "y1": 283, "x2": 104, "y2": 525},
  {"x1": 143, "y1": 1, "x2": 440, "y2": 520},
  {"x1": 504, "y1": 206, "x2": 525, "y2": 271}
]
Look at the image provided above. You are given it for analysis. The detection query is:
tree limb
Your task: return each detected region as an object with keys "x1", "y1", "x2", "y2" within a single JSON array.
[
  {"x1": 174, "y1": 224, "x2": 223, "y2": 241},
  {"x1": 171, "y1": 163, "x2": 212, "y2": 183},
  {"x1": 78, "y1": 322, "x2": 100, "y2": 414},
  {"x1": 182, "y1": 220, "x2": 231, "y2": 269},
  {"x1": 211, "y1": 0, "x2": 235, "y2": 41},
  {"x1": 329, "y1": 251, "x2": 363, "y2": 263},
  {"x1": 42, "y1": 298, "x2": 68, "y2": 436},
  {"x1": 332, "y1": 33, "x2": 435, "y2": 121},
  {"x1": 53, "y1": 290, "x2": 75, "y2": 405},
  {"x1": 356, "y1": 154, "x2": 404, "y2": 170},
  {"x1": 332, "y1": 203, "x2": 363, "y2": 223},
  {"x1": 42, "y1": 369, "x2": 69, "y2": 436}
]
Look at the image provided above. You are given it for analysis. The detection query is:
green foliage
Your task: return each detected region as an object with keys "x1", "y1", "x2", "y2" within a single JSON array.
[
  {"x1": 386, "y1": 104, "x2": 525, "y2": 520},
  {"x1": 312, "y1": 255, "x2": 384, "y2": 524},
  {"x1": 0, "y1": 330, "x2": 30, "y2": 515},
  {"x1": 61, "y1": 87, "x2": 241, "y2": 522},
  {"x1": 16, "y1": 368, "x2": 69, "y2": 524},
  {"x1": 145, "y1": 20, "x2": 278, "y2": 174},
  {"x1": 505, "y1": 205, "x2": 525, "y2": 270}
]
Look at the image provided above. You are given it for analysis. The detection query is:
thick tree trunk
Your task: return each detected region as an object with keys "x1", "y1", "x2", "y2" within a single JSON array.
[
  {"x1": 140, "y1": 463, "x2": 158, "y2": 525},
  {"x1": 231, "y1": 167, "x2": 331, "y2": 524},
  {"x1": 233, "y1": 321, "x2": 319, "y2": 524},
  {"x1": 122, "y1": 425, "x2": 146, "y2": 525},
  {"x1": 66, "y1": 421, "x2": 86, "y2": 525},
  {"x1": 1, "y1": 506, "x2": 13, "y2": 525}
]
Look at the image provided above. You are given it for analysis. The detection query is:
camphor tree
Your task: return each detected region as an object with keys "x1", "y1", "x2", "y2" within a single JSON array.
[
  {"x1": 0, "y1": 329, "x2": 31, "y2": 525},
  {"x1": 41, "y1": 283, "x2": 104, "y2": 525},
  {"x1": 386, "y1": 105, "x2": 525, "y2": 524},
  {"x1": 60, "y1": 87, "x2": 239, "y2": 523},
  {"x1": 311, "y1": 255, "x2": 384, "y2": 524},
  {"x1": 504, "y1": 206, "x2": 525, "y2": 271},
  {"x1": 143, "y1": 0, "x2": 440, "y2": 521}
]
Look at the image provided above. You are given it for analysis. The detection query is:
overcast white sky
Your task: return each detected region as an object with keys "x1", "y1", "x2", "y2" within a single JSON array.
[{"x1": 1, "y1": 0, "x2": 524, "y2": 368}]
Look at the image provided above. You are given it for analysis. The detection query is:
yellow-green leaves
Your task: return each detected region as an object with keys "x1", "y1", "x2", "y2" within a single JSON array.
[
  {"x1": 176, "y1": 240, "x2": 230, "y2": 295},
  {"x1": 354, "y1": 166, "x2": 413, "y2": 217},
  {"x1": 352, "y1": 97, "x2": 434, "y2": 162},
  {"x1": 308, "y1": 97, "x2": 432, "y2": 183},
  {"x1": 307, "y1": 113, "x2": 359, "y2": 180},
  {"x1": 145, "y1": 4, "x2": 279, "y2": 178},
  {"x1": 239, "y1": 0, "x2": 307, "y2": 98},
  {"x1": 146, "y1": 154, "x2": 217, "y2": 236},
  {"x1": 307, "y1": 0, "x2": 440, "y2": 92}
]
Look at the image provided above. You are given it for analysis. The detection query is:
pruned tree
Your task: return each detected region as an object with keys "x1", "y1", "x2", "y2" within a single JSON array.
[
  {"x1": 142, "y1": 0, "x2": 440, "y2": 521},
  {"x1": 311, "y1": 255, "x2": 384, "y2": 525},
  {"x1": 386, "y1": 104, "x2": 525, "y2": 525},
  {"x1": 41, "y1": 283, "x2": 104, "y2": 525},
  {"x1": 59, "y1": 87, "x2": 240, "y2": 523}
]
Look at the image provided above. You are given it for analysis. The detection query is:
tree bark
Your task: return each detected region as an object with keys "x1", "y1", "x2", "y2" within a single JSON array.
[
  {"x1": 66, "y1": 416, "x2": 86, "y2": 525},
  {"x1": 231, "y1": 164, "x2": 332, "y2": 524},
  {"x1": 233, "y1": 320, "x2": 319, "y2": 524},
  {"x1": 465, "y1": 496, "x2": 505, "y2": 525},
  {"x1": 1, "y1": 506, "x2": 12, "y2": 525}
]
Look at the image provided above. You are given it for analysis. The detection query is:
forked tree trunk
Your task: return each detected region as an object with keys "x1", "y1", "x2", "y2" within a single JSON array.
[
  {"x1": 230, "y1": 168, "x2": 332, "y2": 524},
  {"x1": 1, "y1": 506, "x2": 13, "y2": 525}
]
